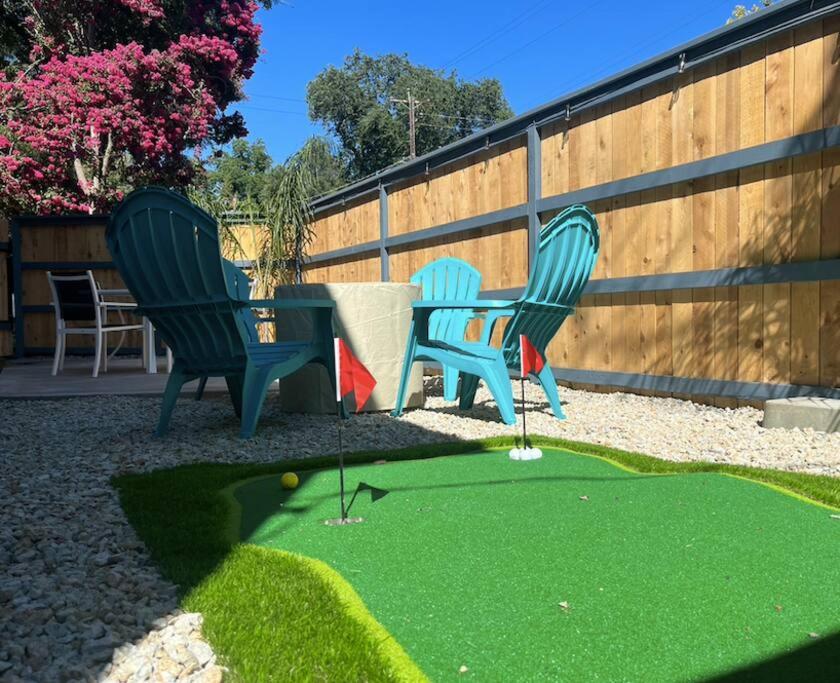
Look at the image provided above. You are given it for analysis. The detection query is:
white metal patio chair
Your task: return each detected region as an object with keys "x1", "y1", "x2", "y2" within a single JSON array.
[{"x1": 47, "y1": 270, "x2": 147, "y2": 377}]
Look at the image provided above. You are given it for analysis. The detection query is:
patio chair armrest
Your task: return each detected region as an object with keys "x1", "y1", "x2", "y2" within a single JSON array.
[
  {"x1": 99, "y1": 300, "x2": 138, "y2": 309},
  {"x1": 412, "y1": 299, "x2": 515, "y2": 310},
  {"x1": 248, "y1": 299, "x2": 336, "y2": 309}
]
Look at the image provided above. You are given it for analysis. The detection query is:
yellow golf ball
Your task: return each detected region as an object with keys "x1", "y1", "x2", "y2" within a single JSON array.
[{"x1": 280, "y1": 472, "x2": 299, "y2": 490}]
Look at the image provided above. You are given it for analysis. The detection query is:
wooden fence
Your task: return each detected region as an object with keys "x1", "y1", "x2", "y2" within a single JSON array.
[
  {"x1": 305, "y1": 3, "x2": 840, "y2": 406},
  {"x1": 1, "y1": 217, "x2": 11, "y2": 356},
  {"x1": 9, "y1": 216, "x2": 256, "y2": 357}
]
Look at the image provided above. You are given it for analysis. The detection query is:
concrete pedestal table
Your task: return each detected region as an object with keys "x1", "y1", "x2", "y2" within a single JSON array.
[{"x1": 274, "y1": 282, "x2": 424, "y2": 413}]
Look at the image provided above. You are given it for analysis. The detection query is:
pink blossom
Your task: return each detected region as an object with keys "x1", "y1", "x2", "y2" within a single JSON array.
[{"x1": 0, "y1": 1, "x2": 262, "y2": 215}]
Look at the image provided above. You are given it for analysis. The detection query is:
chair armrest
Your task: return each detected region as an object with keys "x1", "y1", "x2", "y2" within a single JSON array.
[
  {"x1": 99, "y1": 301, "x2": 138, "y2": 309},
  {"x1": 249, "y1": 299, "x2": 336, "y2": 309},
  {"x1": 412, "y1": 299, "x2": 515, "y2": 310}
]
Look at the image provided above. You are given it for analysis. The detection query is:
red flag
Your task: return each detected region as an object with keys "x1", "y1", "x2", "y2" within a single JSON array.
[
  {"x1": 520, "y1": 334, "x2": 545, "y2": 378},
  {"x1": 334, "y1": 338, "x2": 377, "y2": 412}
]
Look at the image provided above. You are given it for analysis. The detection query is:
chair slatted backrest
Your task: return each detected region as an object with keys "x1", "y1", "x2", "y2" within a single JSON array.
[
  {"x1": 501, "y1": 205, "x2": 600, "y2": 367},
  {"x1": 107, "y1": 187, "x2": 251, "y2": 374},
  {"x1": 48, "y1": 271, "x2": 98, "y2": 322},
  {"x1": 222, "y1": 259, "x2": 261, "y2": 343},
  {"x1": 411, "y1": 257, "x2": 482, "y2": 344}
]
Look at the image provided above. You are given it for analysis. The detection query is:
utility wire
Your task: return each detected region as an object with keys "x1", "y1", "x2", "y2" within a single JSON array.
[
  {"x1": 233, "y1": 104, "x2": 309, "y2": 116},
  {"x1": 440, "y1": 0, "x2": 555, "y2": 70},
  {"x1": 468, "y1": 0, "x2": 611, "y2": 79},
  {"x1": 543, "y1": 0, "x2": 734, "y2": 108},
  {"x1": 246, "y1": 93, "x2": 308, "y2": 103}
]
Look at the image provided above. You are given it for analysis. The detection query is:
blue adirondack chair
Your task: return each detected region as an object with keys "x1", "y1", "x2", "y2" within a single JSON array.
[
  {"x1": 392, "y1": 205, "x2": 599, "y2": 425},
  {"x1": 107, "y1": 187, "x2": 337, "y2": 438},
  {"x1": 410, "y1": 258, "x2": 482, "y2": 401}
]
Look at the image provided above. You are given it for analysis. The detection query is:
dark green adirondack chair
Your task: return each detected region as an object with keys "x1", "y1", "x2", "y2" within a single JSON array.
[{"x1": 107, "y1": 187, "x2": 336, "y2": 438}]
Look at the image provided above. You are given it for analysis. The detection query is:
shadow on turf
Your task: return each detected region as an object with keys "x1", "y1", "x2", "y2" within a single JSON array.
[
  {"x1": 237, "y1": 470, "x2": 657, "y2": 541},
  {"x1": 704, "y1": 631, "x2": 840, "y2": 682}
]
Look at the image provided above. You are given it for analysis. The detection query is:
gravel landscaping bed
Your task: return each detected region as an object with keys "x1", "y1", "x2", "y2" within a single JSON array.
[{"x1": 2, "y1": 378, "x2": 839, "y2": 681}]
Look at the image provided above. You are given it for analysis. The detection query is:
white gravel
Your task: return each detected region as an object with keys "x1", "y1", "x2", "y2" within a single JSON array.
[{"x1": 2, "y1": 378, "x2": 839, "y2": 681}]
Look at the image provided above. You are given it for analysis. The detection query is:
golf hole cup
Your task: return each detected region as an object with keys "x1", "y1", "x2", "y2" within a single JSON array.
[{"x1": 509, "y1": 447, "x2": 543, "y2": 461}]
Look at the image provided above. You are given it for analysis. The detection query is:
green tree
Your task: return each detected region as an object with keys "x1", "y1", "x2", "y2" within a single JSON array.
[
  {"x1": 298, "y1": 136, "x2": 348, "y2": 197},
  {"x1": 205, "y1": 139, "x2": 276, "y2": 209},
  {"x1": 727, "y1": 1, "x2": 774, "y2": 24},
  {"x1": 307, "y1": 50, "x2": 513, "y2": 179}
]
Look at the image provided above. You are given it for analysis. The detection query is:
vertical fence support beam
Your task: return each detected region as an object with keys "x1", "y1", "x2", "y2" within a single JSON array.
[
  {"x1": 526, "y1": 123, "x2": 541, "y2": 268},
  {"x1": 379, "y1": 184, "x2": 390, "y2": 282},
  {"x1": 11, "y1": 218, "x2": 23, "y2": 358}
]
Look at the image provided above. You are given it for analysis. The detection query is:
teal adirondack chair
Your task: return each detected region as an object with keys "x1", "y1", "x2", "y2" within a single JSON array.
[
  {"x1": 107, "y1": 187, "x2": 337, "y2": 438},
  {"x1": 410, "y1": 258, "x2": 482, "y2": 401},
  {"x1": 392, "y1": 205, "x2": 599, "y2": 425}
]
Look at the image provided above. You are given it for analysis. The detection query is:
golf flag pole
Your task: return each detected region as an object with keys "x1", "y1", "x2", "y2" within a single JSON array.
[
  {"x1": 334, "y1": 338, "x2": 347, "y2": 521},
  {"x1": 332, "y1": 338, "x2": 377, "y2": 524}
]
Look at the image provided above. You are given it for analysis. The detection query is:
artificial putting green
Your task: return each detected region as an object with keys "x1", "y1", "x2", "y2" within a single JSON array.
[{"x1": 231, "y1": 447, "x2": 840, "y2": 682}]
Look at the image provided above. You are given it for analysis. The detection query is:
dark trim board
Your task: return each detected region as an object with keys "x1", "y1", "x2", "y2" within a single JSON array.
[
  {"x1": 584, "y1": 259, "x2": 840, "y2": 295},
  {"x1": 526, "y1": 124, "x2": 541, "y2": 267},
  {"x1": 538, "y1": 126, "x2": 840, "y2": 213},
  {"x1": 423, "y1": 361, "x2": 840, "y2": 402},
  {"x1": 0, "y1": 241, "x2": 10, "y2": 252},
  {"x1": 478, "y1": 259, "x2": 840, "y2": 300},
  {"x1": 551, "y1": 367, "x2": 840, "y2": 402},
  {"x1": 12, "y1": 219, "x2": 22, "y2": 357},
  {"x1": 379, "y1": 186, "x2": 389, "y2": 282},
  {"x1": 0, "y1": 321, "x2": 11, "y2": 331},
  {"x1": 306, "y1": 241, "x2": 381, "y2": 265},
  {"x1": 311, "y1": 0, "x2": 840, "y2": 212},
  {"x1": 385, "y1": 203, "x2": 528, "y2": 250},
  {"x1": 21, "y1": 261, "x2": 117, "y2": 271},
  {"x1": 12, "y1": 215, "x2": 109, "y2": 227}
]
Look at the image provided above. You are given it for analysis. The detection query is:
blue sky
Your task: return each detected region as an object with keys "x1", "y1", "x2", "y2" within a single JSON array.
[{"x1": 240, "y1": 0, "x2": 741, "y2": 163}]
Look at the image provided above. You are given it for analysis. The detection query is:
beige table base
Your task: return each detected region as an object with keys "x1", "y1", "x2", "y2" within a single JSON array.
[{"x1": 274, "y1": 282, "x2": 424, "y2": 413}]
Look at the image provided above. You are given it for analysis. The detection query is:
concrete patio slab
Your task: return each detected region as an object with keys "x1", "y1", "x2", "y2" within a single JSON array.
[
  {"x1": 0, "y1": 357, "x2": 229, "y2": 399},
  {"x1": 763, "y1": 397, "x2": 840, "y2": 433}
]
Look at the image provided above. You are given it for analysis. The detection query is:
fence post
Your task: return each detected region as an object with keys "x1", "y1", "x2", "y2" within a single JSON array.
[
  {"x1": 379, "y1": 184, "x2": 389, "y2": 282},
  {"x1": 527, "y1": 123, "x2": 541, "y2": 268},
  {"x1": 10, "y1": 218, "x2": 23, "y2": 358}
]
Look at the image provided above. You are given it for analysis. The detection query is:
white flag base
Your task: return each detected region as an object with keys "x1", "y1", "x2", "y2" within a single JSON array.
[
  {"x1": 324, "y1": 516, "x2": 365, "y2": 526},
  {"x1": 509, "y1": 447, "x2": 543, "y2": 461}
]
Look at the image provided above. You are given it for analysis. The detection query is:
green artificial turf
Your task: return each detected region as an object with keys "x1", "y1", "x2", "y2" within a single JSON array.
[
  {"x1": 114, "y1": 437, "x2": 840, "y2": 682},
  {"x1": 233, "y1": 449, "x2": 840, "y2": 682}
]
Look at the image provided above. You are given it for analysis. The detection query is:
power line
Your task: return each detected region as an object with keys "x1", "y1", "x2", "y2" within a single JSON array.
[
  {"x1": 544, "y1": 0, "x2": 734, "y2": 107},
  {"x1": 419, "y1": 112, "x2": 495, "y2": 124},
  {"x1": 468, "y1": 0, "x2": 611, "y2": 79},
  {"x1": 233, "y1": 104, "x2": 309, "y2": 116},
  {"x1": 246, "y1": 93, "x2": 308, "y2": 103},
  {"x1": 440, "y1": 0, "x2": 555, "y2": 70}
]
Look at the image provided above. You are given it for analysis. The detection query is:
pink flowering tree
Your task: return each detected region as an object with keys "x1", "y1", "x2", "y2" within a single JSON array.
[{"x1": 0, "y1": 0, "x2": 267, "y2": 214}]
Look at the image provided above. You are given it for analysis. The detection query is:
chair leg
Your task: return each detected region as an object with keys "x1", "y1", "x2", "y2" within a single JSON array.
[
  {"x1": 443, "y1": 366, "x2": 459, "y2": 402},
  {"x1": 103, "y1": 332, "x2": 109, "y2": 374},
  {"x1": 224, "y1": 375, "x2": 243, "y2": 416},
  {"x1": 195, "y1": 376, "x2": 209, "y2": 401},
  {"x1": 483, "y1": 357, "x2": 516, "y2": 425},
  {"x1": 93, "y1": 330, "x2": 103, "y2": 378},
  {"x1": 239, "y1": 366, "x2": 273, "y2": 439},
  {"x1": 52, "y1": 332, "x2": 63, "y2": 376},
  {"x1": 537, "y1": 363, "x2": 566, "y2": 420},
  {"x1": 59, "y1": 333, "x2": 66, "y2": 372},
  {"x1": 458, "y1": 374, "x2": 480, "y2": 410},
  {"x1": 156, "y1": 371, "x2": 188, "y2": 436},
  {"x1": 391, "y1": 319, "x2": 418, "y2": 418},
  {"x1": 166, "y1": 347, "x2": 173, "y2": 373}
]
